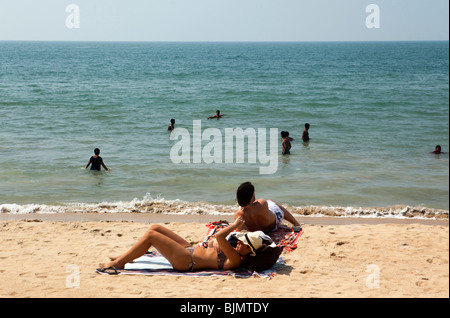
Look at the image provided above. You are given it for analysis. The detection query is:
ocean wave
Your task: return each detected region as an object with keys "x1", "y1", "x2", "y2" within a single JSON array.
[
  {"x1": 287, "y1": 205, "x2": 449, "y2": 220},
  {"x1": 0, "y1": 193, "x2": 448, "y2": 220},
  {"x1": 0, "y1": 194, "x2": 234, "y2": 216}
]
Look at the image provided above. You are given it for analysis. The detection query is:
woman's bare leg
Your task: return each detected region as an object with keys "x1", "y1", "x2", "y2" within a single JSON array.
[
  {"x1": 148, "y1": 224, "x2": 192, "y2": 247},
  {"x1": 108, "y1": 224, "x2": 191, "y2": 261},
  {"x1": 100, "y1": 224, "x2": 192, "y2": 270}
]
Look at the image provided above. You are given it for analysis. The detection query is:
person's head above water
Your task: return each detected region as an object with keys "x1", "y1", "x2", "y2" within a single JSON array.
[
  {"x1": 431, "y1": 145, "x2": 446, "y2": 154},
  {"x1": 94, "y1": 148, "x2": 100, "y2": 156}
]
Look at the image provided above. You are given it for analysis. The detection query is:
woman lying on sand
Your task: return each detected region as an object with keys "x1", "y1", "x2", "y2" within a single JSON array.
[{"x1": 97, "y1": 217, "x2": 261, "y2": 273}]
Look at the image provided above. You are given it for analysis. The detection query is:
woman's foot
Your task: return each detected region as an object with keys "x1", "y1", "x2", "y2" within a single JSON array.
[{"x1": 99, "y1": 260, "x2": 124, "y2": 270}]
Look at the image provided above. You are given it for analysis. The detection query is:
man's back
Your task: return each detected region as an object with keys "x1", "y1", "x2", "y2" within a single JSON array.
[{"x1": 234, "y1": 199, "x2": 276, "y2": 232}]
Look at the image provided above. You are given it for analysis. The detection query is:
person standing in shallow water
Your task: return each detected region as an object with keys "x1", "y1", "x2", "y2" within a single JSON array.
[
  {"x1": 281, "y1": 131, "x2": 292, "y2": 155},
  {"x1": 85, "y1": 148, "x2": 109, "y2": 171},
  {"x1": 168, "y1": 118, "x2": 175, "y2": 131}
]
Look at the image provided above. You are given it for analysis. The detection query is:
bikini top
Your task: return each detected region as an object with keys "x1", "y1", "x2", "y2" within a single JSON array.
[{"x1": 199, "y1": 239, "x2": 227, "y2": 270}]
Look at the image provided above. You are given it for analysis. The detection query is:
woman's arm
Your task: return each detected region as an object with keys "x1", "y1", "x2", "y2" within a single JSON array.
[{"x1": 215, "y1": 217, "x2": 245, "y2": 267}]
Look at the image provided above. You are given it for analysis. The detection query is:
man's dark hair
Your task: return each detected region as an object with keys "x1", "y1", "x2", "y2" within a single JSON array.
[{"x1": 236, "y1": 182, "x2": 255, "y2": 207}]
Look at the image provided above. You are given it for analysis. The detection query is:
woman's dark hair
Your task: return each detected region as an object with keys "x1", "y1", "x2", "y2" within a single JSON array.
[
  {"x1": 236, "y1": 182, "x2": 255, "y2": 207},
  {"x1": 243, "y1": 239, "x2": 283, "y2": 272}
]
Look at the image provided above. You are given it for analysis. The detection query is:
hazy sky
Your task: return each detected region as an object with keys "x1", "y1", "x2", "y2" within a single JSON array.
[{"x1": 0, "y1": 0, "x2": 448, "y2": 41}]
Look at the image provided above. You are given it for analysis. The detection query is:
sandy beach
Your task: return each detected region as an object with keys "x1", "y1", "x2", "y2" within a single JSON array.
[{"x1": 0, "y1": 214, "x2": 448, "y2": 298}]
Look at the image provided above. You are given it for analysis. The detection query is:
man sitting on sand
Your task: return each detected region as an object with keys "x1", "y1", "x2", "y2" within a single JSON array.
[{"x1": 234, "y1": 182, "x2": 301, "y2": 233}]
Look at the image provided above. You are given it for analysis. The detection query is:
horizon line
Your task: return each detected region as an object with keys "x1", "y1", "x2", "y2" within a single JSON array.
[{"x1": 0, "y1": 39, "x2": 448, "y2": 43}]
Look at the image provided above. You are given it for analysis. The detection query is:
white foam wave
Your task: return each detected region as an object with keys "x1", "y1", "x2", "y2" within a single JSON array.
[
  {"x1": 1, "y1": 193, "x2": 448, "y2": 220},
  {"x1": 0, "y1": 193, "x2": 235, "y2": 216},
  {"x1": 288, "y1": 205, "x2": 449, "y2": 220}
]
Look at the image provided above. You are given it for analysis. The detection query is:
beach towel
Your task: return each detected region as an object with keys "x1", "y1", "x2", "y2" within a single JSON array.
[
  {"x1": 203, "y1": 221, "x2": 303, "y2": 252},
  {"x1": 269, "y1": 225, "x2": 304, "y2": 252},
  {"x1": 96, "y1": 251, "x2": 284, "y2": 279}
]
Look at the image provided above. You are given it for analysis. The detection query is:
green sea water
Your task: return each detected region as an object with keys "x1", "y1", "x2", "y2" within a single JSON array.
[{"x1": 0, "y1": 41, "x2": 448, "y2": 214}]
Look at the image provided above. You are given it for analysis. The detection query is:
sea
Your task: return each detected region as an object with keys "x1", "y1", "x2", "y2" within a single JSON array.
[{"x1": 0, "y1": 41, "x2": 448, "y2": 219}]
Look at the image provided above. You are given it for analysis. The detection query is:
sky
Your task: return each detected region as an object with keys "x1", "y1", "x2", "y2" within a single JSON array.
[{"x1": 0, "y1": 0, "x2": 448, "y2": 42}]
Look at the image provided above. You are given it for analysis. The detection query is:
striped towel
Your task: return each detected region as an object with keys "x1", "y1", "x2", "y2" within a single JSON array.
[
  {"x1": 97, "y1": 251, "x2": 284, "y2": 279},
  {"x1": 269, "y1": 225, "x2": 304, "y2": 252},
  {"x1": 203, "y1": 221, "x2": 303, "y2": 252}
]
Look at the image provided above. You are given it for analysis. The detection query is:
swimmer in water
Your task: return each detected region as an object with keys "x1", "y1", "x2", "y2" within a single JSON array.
[
  {"x1": 85, "y1": 148, "x2": 109, "y2": 171},
  {"x1": 168, "y1": 118, "x2": 175, "y2": 131},
  {"x1": 430, "y1": 145, "x2": 446, "y2": 154},
  {"x1": 207, "y1": 110, "x2": 224, "y2": 119},
  {"x1": 302, "y1": 123, "x2": 310, "y2": 143},
  {"x1": 281, "y1": 131, "x2": 292, "y2": 155}
]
